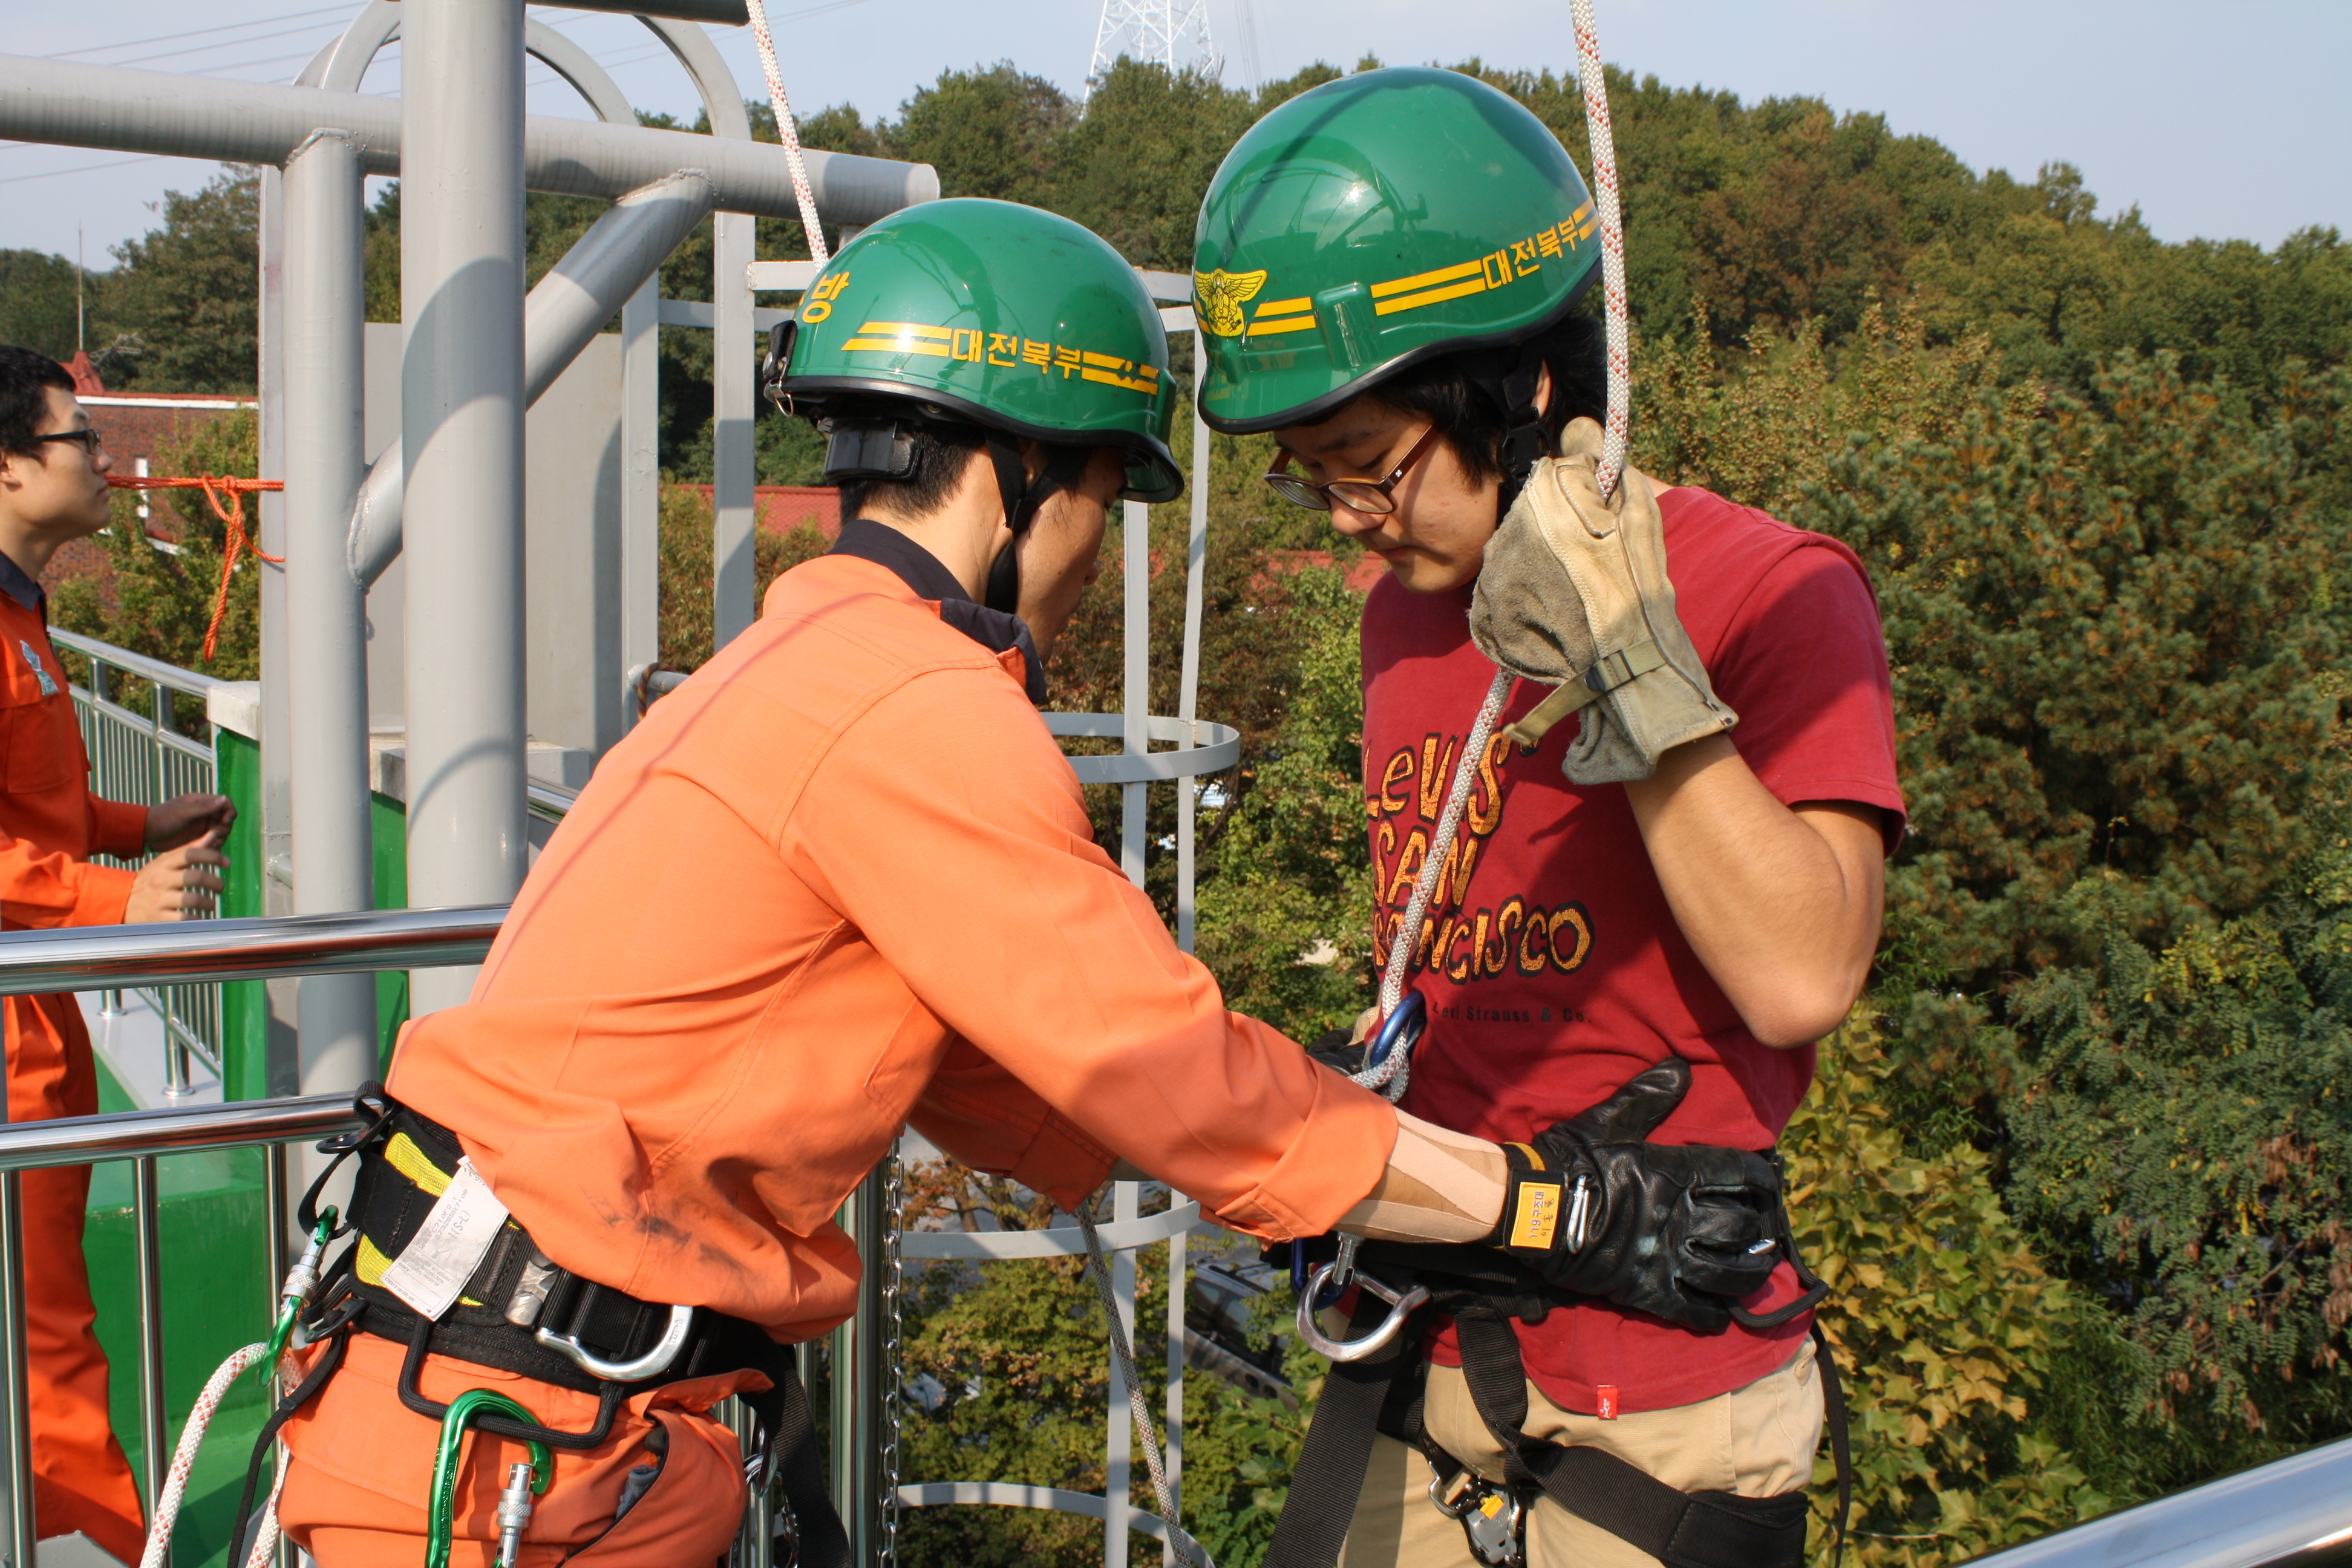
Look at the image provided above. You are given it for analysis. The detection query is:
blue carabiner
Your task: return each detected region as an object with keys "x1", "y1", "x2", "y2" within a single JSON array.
[
  {"x1": 1364, "y1": 991, "x2": 1427, "y2": 1073},
  {"x1": 1294, "y1": 993, "x2": 1432, "y2": 1308}
]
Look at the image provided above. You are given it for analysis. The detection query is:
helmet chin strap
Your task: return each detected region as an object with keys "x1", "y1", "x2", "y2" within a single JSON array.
[
  {"x1": 982, "y1": 442, "x2": 1094, "y2": 615},
  {"x1": 1469, "y1": 340, "x2": 1551, "y2": 517}
]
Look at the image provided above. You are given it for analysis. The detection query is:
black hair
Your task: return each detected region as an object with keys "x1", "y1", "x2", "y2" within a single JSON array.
[
  {"x1": 1364, "y1": 310, "x2": 1607, "y2": 485},
  {"x1": 0, "y1": 346, "x2": 72, "y2": 459},
  {"x1": 824, "y1": 406, "x2": 990, "y2": 523}
]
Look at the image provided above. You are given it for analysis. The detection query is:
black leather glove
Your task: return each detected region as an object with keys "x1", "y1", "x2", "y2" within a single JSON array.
[{"x1": 1485, "y1": 1057, "x2": 1785, "y2": 1333}]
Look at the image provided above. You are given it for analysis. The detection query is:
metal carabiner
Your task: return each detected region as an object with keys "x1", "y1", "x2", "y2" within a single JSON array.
[
  {"x1": 1295, "y1": 1261, "x2": 1429, "y2": 1363},
  {"x1": 1364, "y1": 990, "x2": 1427, "y2": 1073},
  {"x1": 428, "y1": 1390, "x2": 552, "y2": 1568},
  {"x1": 534, "y1": 1302, "x2": 695, "y2": 1383}
]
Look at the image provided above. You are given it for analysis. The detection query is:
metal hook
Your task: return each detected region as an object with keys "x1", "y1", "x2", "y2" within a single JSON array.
[
  {"x1": 1295, "y1": 1262, "x2": 1429, "y2": 1363},
  {"x1": 534, "y1": 1302, "x2": 695, "y2": 1383}
]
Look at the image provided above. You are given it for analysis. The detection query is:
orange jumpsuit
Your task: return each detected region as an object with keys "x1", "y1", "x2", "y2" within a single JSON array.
[
  {"x1": 0, "y1": 564, "x2": 152, "y2": 1566},
  {"x1": 278, "y1": 528, "x2": 1396, "y2": 1564}
]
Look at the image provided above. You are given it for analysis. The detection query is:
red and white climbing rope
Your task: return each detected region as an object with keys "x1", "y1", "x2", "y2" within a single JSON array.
[
  {"x1": 140, "y1": 1342, "x2": 285, "y2": 1568},
  {"x1": 1367, "y1": 2, "x2": 1630, "y2": 1058},
  {"x1": 741, "y1": 0, "x2": 831, "y2": 266},
  {"x1": 1572, "y1": 0, "x2": 1631, "y2": 498}
]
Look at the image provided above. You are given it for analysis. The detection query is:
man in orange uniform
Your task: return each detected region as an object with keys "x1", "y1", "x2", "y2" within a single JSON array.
[
  {"x1": 272, "y1": 204, "x2": 1530, "y2": 1567},
  {"x1": 0, "y1": 345, "x2": 236, "y2": 1563}
]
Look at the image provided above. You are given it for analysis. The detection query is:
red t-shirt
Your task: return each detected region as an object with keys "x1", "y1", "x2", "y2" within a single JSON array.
[{"x1": 1360, "y1": 483, "x2": 1905, "y2": 1414}]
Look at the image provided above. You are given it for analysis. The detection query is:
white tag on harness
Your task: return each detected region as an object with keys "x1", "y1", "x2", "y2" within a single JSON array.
[{"x1": 379, "y1": 1157, "x2": 511, "y2": 1322}]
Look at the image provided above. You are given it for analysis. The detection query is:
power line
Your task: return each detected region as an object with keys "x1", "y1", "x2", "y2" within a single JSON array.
[
  {"x1": 102, "y1": 18, "x2": 360, "y2": 73},
  {"x1": 44, "y1": 5, "x2": 359, "y2": 63}
]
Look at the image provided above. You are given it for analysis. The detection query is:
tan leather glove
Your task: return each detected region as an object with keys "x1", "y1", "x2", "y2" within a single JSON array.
[{"x1": 1468, "y1": 416, "x2": 1734, "y2": 783}]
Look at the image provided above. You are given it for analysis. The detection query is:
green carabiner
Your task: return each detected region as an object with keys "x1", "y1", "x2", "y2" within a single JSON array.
[
  {"x1": 260, "y1": 1205, "x2": 338, "y2": 1390},
  {"x1": 426, "y1": 1390, "x2": 554, "y2": 1568}
]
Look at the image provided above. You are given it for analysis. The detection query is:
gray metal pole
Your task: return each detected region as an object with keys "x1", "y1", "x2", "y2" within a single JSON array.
[
  {"x1": 831, "y1": 1175, "x2": 884, "y2": 1565},
  {"x1": 621, "y1": 275, "x2": 661, "y2": 720},
  {"x1": 283, "y1": 128, "x2": 379, "y2": 1094},
  {"x1": 0, "y1": 55, "x2": 937, "y2": 224},
  {"x1": 347, "y1": 171, "x2": 716, "y2": 589},
  {"x1": 131, "y1": 1157, "x2": 166, "y2": 1524},
  {"x1": 255, "y1": 167, "x2": 301, "y2": 1094},
  {"x1": 713, "y1": 213, "x2": 756, "y2": 648},
  {"x1": 0, "y1": 1168, "x2": 30, "y2": 1567},
  {"x1": 401, "y1": 0, "x2": 528, "y2": 1016}
]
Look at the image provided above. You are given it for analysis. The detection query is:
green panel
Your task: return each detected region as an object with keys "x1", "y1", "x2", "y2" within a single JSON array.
[
  {"x1": 86, "y1": 1057, "x2": 272, "y2": 1568},
  {"x1": 371, "y1": 789, "x2": 410, "y2": 1070},
  {"x1": 214, "y1": 728, "x2": 269, "y2": 1103}
]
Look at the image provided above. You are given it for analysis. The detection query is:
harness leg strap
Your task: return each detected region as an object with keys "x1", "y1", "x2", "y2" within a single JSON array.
[
  {"x1": 739, "y1": 1355, "x2": 851, "y2": 1568},
  {"x1": 1455, "y1": 1311, "x2": 1812, "y2": 1568},
  {"x1": 1263, "y1": 1282, "x2": 1424, "y2": 1568},
  {"x1": 230, "y1": 1324, "x2": 351, "y2": 1560}
]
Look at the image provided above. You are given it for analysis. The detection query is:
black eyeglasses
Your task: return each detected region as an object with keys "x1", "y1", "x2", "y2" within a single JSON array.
[
  {"x1": 1264, "y1": 425, "x2": 1442, "y2": 515},
  {"x1": 30, "y1": 429, "x2": 102, "y2": 456}
]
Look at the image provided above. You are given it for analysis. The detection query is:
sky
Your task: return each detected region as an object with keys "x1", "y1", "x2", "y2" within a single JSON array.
[{"x1": 1, "y1": 0, "x2": 2346, "y2": 273}]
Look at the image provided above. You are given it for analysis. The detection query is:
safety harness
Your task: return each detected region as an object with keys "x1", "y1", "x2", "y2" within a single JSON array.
[
  {"x1": 232, "y1": 1085, "x2": 849, "y2": 1568},
  {"x1": 1278, "y1": 1024, "x2": 1852, "y2": 1568},
  {"x1": 1267, "y1": 1230, "x2": 1849, "y2": 1568}
]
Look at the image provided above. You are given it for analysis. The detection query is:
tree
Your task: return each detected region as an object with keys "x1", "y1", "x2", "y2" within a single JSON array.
[
  {"x1": 51, "y1": 410, "x2": 264, "y2": 680},
  {"x1": 0, "y1": 250, "x2": 82, "y2": 362},
  {"x1": 1785, "y1": 1016, "x2": 2110, "y2": 1565},
  {"x1": 95, "y1": 169, "x2": 261, "y2": 393}
]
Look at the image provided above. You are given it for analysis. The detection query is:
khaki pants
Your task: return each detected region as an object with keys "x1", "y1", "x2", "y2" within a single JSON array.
[{"x1": 1338, "y1": 1339, "x2": 1823, "y2": 1568}]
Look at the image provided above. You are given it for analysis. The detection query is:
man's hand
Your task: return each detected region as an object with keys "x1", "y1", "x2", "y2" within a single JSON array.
[
  {"x1": 145, "y1": 793, "x2": 235, "y2": 853},
  {"x1": 126, "y1": 829, "x2": 227, "y2": 923}
]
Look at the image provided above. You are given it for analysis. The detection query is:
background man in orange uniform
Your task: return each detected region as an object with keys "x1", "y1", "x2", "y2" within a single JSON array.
[{"x1": 0, "y1": 345, "x2": 236, "y2": 1564}]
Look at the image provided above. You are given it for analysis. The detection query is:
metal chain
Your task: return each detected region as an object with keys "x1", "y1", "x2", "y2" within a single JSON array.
[{"x1": 878, "y1": 1151, "x2": 906, "y2": 1568}]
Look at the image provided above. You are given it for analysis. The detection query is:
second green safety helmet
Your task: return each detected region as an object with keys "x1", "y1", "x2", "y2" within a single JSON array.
[
  {"x1": 771, "y1": 197, "x2": 1183, "y2": 502},
  {"x1": 1192, "y1": 67, "x2": 1601, "y2": 433}
]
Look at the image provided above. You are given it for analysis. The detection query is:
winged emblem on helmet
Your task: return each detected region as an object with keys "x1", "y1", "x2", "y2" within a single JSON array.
[{"x1": 1193, "y1": 268, "x2": 1269, "y2": 338}]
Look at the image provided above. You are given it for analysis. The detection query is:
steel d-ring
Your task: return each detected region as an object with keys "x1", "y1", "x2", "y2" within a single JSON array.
[
  {"x1": 1295, "y1": 1263, "x2": 1429, "y2": 1363},
  {"x1": 534, "y1": 1302, "x2": 695, "y2": 1383}
]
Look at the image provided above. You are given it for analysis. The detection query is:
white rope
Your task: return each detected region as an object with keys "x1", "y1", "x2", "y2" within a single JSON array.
[
  {"x1": 1373, "y1": 668, "x2": 1514, "y2": 1037},
  {"x1": 1074, "y1": 1210, "x2": 1210, "y2": 1567},
  {"x1": 1571, "y1": 0, "x2": 1630, "y2": 498},
  {"x1": 741, "y1": 0, "x2": 830, "y2": 266},
  {"x1": 1365, "y1": 5, "x2": 1630, "y2": 1048},
  {"x1": 140, "y1": 1342, "x2": 268, "y2": 1568}
]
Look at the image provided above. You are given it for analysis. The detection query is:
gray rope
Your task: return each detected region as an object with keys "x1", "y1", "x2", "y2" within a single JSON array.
[{"x1": 1076, "y1": 1209, "x2": 1210, "y2": 1566}]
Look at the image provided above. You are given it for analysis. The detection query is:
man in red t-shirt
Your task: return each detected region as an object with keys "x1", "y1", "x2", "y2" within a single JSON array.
[{"x1": 1194, "y1": 72, "x2": 1901, "y2": 1567}]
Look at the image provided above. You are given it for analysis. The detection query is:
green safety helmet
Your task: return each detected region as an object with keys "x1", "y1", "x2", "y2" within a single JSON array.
[
  {"x1": 1192, "y1": 67, "x2": 1601, "y2": 437},
  {"x1": 769, "y1": 198, "x2": 1183, "y2": 506}
]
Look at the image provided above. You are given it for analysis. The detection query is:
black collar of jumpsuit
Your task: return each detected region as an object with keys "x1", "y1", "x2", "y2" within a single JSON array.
[
  {"x1": 0, "y1": 549, "x2": 44, "y2": 617},
  {"x1": 829, "y1": 517, "x2": 1048, "y2": 705}
]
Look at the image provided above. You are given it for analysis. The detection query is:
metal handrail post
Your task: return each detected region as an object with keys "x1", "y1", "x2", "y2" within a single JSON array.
[
  {"x1": 133, "y1": 1157, "x2": 168, "y2": 1537},
  {"x1": 0, "y1": 1170, "x2": 31, "y2": 1567}
]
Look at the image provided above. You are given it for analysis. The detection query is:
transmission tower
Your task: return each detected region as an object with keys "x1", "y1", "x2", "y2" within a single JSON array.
[{"x1": 1087, "y1": 0, "x2": 1217, "y2": 99}]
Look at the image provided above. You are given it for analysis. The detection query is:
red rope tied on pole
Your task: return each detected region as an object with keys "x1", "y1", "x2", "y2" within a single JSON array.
[{"x1": 106, "y1": 475, "x2": 284, "y2": 662}]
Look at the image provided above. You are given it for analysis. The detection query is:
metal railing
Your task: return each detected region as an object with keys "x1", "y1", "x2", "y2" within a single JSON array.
[
  {"x1": 0, "y1": 907, "x2": 492, "y2": 1568},
  {"x1": 50, "y1": 627, "x2": 232, "y2": 1100},
  {"x1": 1, "y1": 910, "x2": 2348, "y2": 1566},
  {"x1": 1960, "y1": 1434, "x2": 2352, "y2": 1566}
]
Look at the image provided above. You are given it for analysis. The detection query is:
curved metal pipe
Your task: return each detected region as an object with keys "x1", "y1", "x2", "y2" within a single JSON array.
[{"x1": 349, "y1": 169, "x2": 717, "y2": 587}]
